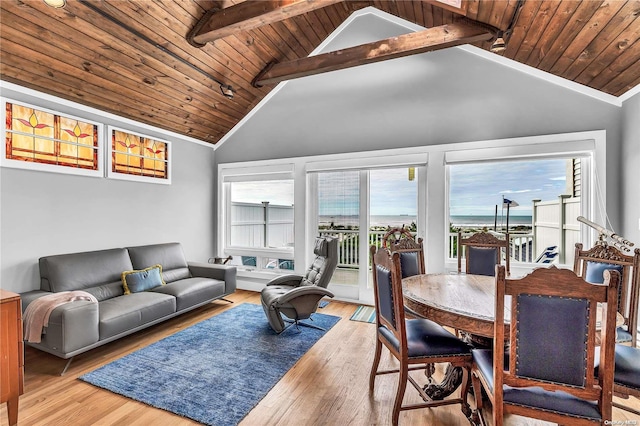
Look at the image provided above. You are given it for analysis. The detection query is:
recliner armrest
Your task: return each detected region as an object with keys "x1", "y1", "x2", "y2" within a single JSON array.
[
  {"x1": 266, "y1": 274, "x2": 304, "y2": 287},
  {"x1": 188, "y1": 262, "x2": 237, "y2": 294},
  {"x1": 276, "y1": 286, "x2": 334, "y2": 305}
]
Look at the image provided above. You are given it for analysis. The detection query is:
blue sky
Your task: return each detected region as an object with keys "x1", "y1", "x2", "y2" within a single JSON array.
[
  {"x1": 233, "y1": 159, "x2": 569, "y2": 217},
  {"x1": 449, "y1": 159, "x2": 568, "y2": 216}
]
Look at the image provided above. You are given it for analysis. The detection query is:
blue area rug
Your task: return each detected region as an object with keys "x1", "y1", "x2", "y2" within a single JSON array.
[{"x1": 79, "y1": 303, "x2": 340, "y2": 426}]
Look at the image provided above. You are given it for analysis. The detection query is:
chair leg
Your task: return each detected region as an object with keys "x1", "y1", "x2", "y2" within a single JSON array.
[
  {"x1": 369, "y1": 338, "x2": 383, "y2": 391},
  {"x1": 392, "y1": 364, "x2": 408, "y2": 426},
  {"x1": 492, "y1": 395, "x2": 503, "y2": 426},
  {"x1": 471, "y1": 371, "x2": 485, "y2": 426}
]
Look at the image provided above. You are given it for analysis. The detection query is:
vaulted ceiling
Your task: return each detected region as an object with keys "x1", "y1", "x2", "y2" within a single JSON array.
[{"x1": 1, "y1": 0, "x2": 639, "y2": 146}]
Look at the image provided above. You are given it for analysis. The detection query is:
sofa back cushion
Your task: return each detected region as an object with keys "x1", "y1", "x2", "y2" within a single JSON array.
[
  {"x1": 39, "y1": 248, "x2": 133, "y2": 300},
  {"x1": 127, "y1": 242, "x2": 191, "y2": 283}
]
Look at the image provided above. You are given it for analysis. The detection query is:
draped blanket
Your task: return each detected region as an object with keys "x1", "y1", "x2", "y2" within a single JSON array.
[{"x1": 24, "y1": 291, "x2": 98, "y2": 343}]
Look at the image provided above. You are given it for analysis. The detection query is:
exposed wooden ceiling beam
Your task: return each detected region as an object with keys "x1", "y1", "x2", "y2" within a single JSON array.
[
  {"x1": 252, "y1": 20, "x2": 497, "y2": 87},
  {"x1": 188, "y1": 0, "x2": 344, "y2": 47}
]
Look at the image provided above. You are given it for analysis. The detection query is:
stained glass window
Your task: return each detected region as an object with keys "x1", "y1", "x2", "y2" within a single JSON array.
[
  {"x1": 108, "y1": 127, "x2": 170, "y2": 183},
  {"x1": 4, "y1": 101, "x2": 99, "y2": 171}
]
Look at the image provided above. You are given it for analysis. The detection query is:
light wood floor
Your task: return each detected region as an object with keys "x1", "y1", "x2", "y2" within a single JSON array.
[{"x1": 3, "y1": 290, "x2": 639, "y2": 426}]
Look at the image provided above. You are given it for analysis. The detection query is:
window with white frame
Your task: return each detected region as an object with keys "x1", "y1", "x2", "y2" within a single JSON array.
[
  {"x1": 446, "y1": 143, "x2": 597, "y2": 267},
  {"x1": 220, "y1": 165, "x2": 295, "y2": 271},
  {"x1": 217, "y1": 131, "x2": 604, "y2": 294}
]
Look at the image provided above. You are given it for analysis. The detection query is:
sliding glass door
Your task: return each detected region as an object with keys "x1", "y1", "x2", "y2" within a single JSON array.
[
  {"x1": 316, "y1": 170, "x2": 361, "y2": 288},
  {"x1": 368, "y1": 168, "x2": 418, "y2": 287},
  {"x1": 312, "y1": 167, "x2": 418, "y2": 302}
]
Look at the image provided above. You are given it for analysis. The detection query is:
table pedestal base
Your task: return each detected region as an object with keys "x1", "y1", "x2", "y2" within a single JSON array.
[
  {"x1": 423, "y1": 365, "x2": 473, "y2": 419},
  {"x1": 421, "y1": 332, "x2": 492, "y2": 422},
  {"x1": 423, "y1": 364, "x2": 464, "y2": 400}
]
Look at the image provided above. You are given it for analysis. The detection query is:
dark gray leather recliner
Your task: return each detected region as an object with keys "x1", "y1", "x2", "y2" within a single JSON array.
[{"x1": 260, "y1": 236, "x2": 338, "y2": 333}]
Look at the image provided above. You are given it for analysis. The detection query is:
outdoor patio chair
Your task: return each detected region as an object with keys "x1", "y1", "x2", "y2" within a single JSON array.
[{"x1": 534, "y1": 245, "x2": 558, "y2": 263}]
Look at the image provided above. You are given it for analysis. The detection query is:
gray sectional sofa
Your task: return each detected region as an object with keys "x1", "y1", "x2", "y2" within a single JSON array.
[{"x1": 20, "y1": 242, "x2": 236, "y2": 370}]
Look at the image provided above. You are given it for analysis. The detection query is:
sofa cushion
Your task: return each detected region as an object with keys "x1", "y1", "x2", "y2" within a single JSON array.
[
  {"x1": 99, "y1": 292, "x2": 176, "y2": 340},
  {"x1": 39, "y1": 248, "x2": 133, "y2": 293},
  {"x1": 151, "y1": 277, "x2": 225, "y2": 311},
  {"x1": 122, "y1": 264, "x2": 165, "y2": 294},
  {"x1": 83, "y1": 281, "x2": 125, "y2": 302},
  {"x1": 127, "y1": 243, "x2": 191, "y2": 283}
]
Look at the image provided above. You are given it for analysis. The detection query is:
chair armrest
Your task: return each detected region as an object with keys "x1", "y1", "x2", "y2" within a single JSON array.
[
  {"x1": 266, "y1": 274, "x2": 304, "y2": 287},
  {"x1": 188, "y1": 262, "x2": 237, "y2": 294},
  {"x1": 276, "y1": 286, "x2": 334, "y2": 305}
]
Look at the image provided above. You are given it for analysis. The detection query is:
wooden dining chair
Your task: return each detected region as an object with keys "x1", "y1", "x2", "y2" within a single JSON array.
[
  {"x1": 457, "y1": 231, "x2": 509, "y2": 276},
  {"x1": 574, "y1": 242, "x2": 640, "y2": 347},
  {"x1": 384, "y1": 228, "x2": 425, "y2": 278},
  {"x1": 369, "y1": 246, "x2": 473, "y2": 426},
  {"x1": 595, "y1": 344, "x2": 640, "y2": 417},
  {"x1": 471, "y1": 265, "x2": 620, "y2": 426}
]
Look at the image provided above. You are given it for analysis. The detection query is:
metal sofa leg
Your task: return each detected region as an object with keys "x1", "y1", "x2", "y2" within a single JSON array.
[{"x1": 60, "y1": 357, "x2": 74, "y2": 376}]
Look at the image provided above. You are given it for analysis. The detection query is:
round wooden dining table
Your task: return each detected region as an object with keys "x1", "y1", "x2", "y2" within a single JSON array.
[
  {"x1": 402, "y1": 273, "x2": 507, "y2": 340},
  {"x1": 402, "y1": 272, "x2": 622, "y2": 339}
]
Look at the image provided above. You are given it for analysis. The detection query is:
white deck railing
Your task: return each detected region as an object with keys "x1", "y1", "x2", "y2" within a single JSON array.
[{"x1": 319, "y1": 229, "x2": 535, "y2": 268}]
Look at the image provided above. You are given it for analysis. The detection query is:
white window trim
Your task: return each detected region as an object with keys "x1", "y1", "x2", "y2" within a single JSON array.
[
  {"x1": 218, "y1": 130, "x2": 606, "y2": 294},
  {"x1": 218, "y1": 163, "x2": 296, "y2": 271},
  {"x1": 1, "y1": 97, "x2": 104, "y2": 178},
  {"x1": 106, "y1": 125, "x2": 172, "y2": 185},
  {"x1": 442, "y1": 133, "x2": 604, "y2": 274}
]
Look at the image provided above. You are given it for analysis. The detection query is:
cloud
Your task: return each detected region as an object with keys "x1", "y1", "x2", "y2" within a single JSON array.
[{"x1": 500, "y1": 189, "x2": 536, "y2": 194}]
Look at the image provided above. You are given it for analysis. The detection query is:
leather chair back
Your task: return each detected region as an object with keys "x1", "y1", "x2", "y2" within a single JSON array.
[{"x1": 301, "y1": 236, "x2": 338, "y2": 288}]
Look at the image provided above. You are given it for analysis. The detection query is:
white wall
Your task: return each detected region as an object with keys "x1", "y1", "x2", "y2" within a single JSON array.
[
  {"x1": 215, "y1": 9, "x2": 624, "y2": 244},
  {"x1": 621, "y1": 90, "x2": 640, "y2": 245},
  {"x1": 0, "y1": 84, "x2": 216, "y2": 293}
]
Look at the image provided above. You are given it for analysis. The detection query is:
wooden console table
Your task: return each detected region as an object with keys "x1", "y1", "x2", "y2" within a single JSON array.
[{"x1": 1, "y1": 290, "x2": 23, "y2": 426}]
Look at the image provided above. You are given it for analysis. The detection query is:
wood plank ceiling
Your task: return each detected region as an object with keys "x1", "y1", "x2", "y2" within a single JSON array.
[{"x1": 1, "y1": 0, "x2": 639, "y2": 146}]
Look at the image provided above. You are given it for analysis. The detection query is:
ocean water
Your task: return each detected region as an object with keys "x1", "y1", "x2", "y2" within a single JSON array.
[
  {"x1": 319, "y1": 215, "x2": 415, "y2": 228},
  {"x1": 319, "y1": 215, "x2": 532, "y2": 228},
  {"x1": 450, "y1": 215, "x2": 532, "y2": 227}
]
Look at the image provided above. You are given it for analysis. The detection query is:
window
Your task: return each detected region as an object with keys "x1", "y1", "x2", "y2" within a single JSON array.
[
  {"x1": 2, "y1": 99, "x2": 102, "y2": 177},
  {"x1": 220, "y1": 165, "x2": 295, "y2": 271},
  {"x1": 229, "y1": 180, "x2": 294, "y2": 248},
  {"x1": 448, "y1": 156, "x2": 590, "y2": 266},
  {"x1": 218, "y1": 131, "x2": 603, "y2": 303},
  {"x1": 107, "y1": 126, "x2": 170, "y2": 184}
]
